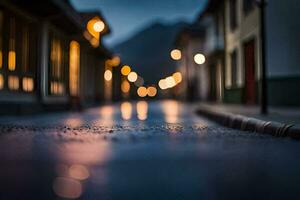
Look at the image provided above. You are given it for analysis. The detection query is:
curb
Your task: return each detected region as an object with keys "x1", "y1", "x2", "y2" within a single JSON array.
[{"x1": 196, "y1": 107, "x2": 300, "y2": 139}]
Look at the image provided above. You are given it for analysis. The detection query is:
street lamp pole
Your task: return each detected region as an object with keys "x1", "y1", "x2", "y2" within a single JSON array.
[{"x1": 259, "y1": 0, "x2": 268, "y2": 114}]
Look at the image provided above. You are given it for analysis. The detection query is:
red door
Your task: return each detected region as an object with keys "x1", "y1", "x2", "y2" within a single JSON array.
[{"x1": 244, "y1": 40, "x2": 256, "y2": 104}]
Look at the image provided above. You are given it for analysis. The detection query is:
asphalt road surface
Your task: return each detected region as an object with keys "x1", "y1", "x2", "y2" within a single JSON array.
[{"x1": 0, "y1": 100, "x2": 299, "y2": 200}]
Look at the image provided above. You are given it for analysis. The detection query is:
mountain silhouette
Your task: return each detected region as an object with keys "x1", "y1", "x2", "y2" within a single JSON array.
[{"x1": 113, "y1": 21, "x2": 188, "y2": 85}]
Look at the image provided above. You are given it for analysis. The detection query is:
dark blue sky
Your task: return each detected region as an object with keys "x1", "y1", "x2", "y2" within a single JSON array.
[{"x1": 70, "y1": 0, "x2": 207, "y2": 46}]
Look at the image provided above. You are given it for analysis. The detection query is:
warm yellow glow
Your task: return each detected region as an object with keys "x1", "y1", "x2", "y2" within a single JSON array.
[
  {"x1": 0, "y1": 74, "x2": 3, "y2": 90},
  {"x1": 121, "y1": 65, "x2": 131, "y2": 76},
  {"x1": 111, "y1": 56, "x2": 120, "y2": 67},
  {"x1": 69, "y1": 41, "x2": 80, "y2": 96},
  {"x1": 8, "y1": 51, "x2": 16, "y2": 71},
  {"x1": 99, "y1": 105, "x2": 115, "y2": 126},
  {"x1": 194, "y1": 53, "x2": 206, "y2": 65},
  {"x1": 51, "y1": 81, "x2": 64, "y2": 95},
  {"x1": 137, "y1": 86, "x2": 147, "y2": 97},
  {"x1": 170, "y1": 49, "x2": 181, "y2": 60},
  {"x1": 172, "y1": 72, "x2": 182, "y2": 84},
  {"x1": 158, "y1": 79, "x2": 168, "y2": 90},
  {"x1": 161, "y1": 100, "x2": 179, "y2": 124},
  {"x1": 128, "y1": 72, "x2": 138, "y2": 82},
  {"x1": 86, "y1": 17, "x2": 101, "y2": 40},
  {"x1": 22, "y1": 77, "x2": 34, "y2": 92},
  {"x1": 120, "y1": 102, "x2": 132, "y2": 120},
  {"x1": 166, "y1": 76, "x2": 176, "y2": 88},
  {"x1": 104, "y1": 70, "x2": 112, "y2": 81},
  {"x1": 90, "y1": 37, "x2": 99, "y2": 48},
  {"x1": 53, "y1": 177, "x2": 82, "y2": 199},
  {"x1": 93, "y1": 20, "x2": 105, "y2": 33},
  {"x1": 8, "y1": 76, "x2": 19, "y2": 90},
  {"x1": 136, "y1": 101, "x2": 148, "y2": 121},
  {"x1": 69, "y1": 165, "x2": 90, "y2": 181},
  {"x1": 147, "y1": 86, "x2": 157, "y2": 97},
  {"x1": 121, "y1": 80, "x2": 130, "y2": 93}
]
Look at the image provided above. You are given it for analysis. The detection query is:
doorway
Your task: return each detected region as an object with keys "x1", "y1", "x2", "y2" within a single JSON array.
[{"x1": 244, "y1": 39, "x2": 256, "y2": 104}]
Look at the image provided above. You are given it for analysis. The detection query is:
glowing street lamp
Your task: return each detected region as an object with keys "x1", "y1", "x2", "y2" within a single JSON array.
[
  {"x1": 121, "y1": 65, "x2": 131, "y2": 76},
  {"x1": 104, "y1": 70, "x2": 112, "y2": 81},
  {"x1": 137, "y1": 86, "x2": 147, "y2": 97},
  {"x1": 93, "y1": 20, "x2": 105, "y2": 33},
  {"x1": 127, "y1": 72, "x2": 138, "y2": 83},
  {"x1": 158, "y1": 79, "x2": 168, "y2": 90},
  {"x1": 170, "y1": 49, "x2": 182, "y2": 60},
  {"x1": 194, "y1": 53, "x2": 206, "y2": 65},
  {"x1": 147, "y1": 86, "x2": 157, "y2": 97}
]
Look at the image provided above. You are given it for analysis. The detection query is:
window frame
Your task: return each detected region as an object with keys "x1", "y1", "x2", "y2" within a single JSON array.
[{"x1": 48, "y1": 27, "x2": 69, "y2": 96}]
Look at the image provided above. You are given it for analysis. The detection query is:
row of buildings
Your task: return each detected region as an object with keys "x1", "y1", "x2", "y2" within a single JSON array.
[
  {"x1": 0, "y1": 0, "x2": 123, "y2": 114},
  {"x1": 175, "y1": 0, "x2": 300, "y2": 106}
]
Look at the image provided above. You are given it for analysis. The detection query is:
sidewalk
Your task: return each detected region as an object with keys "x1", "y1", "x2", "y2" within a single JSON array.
[{"x1": 196, "y1": 103, "x2": 300, "y2": 139}]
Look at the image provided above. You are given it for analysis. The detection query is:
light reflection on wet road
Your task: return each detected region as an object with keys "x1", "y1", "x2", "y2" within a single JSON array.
[{"x1": 0, "y1": 100, "x2": 300, "y2": 200}]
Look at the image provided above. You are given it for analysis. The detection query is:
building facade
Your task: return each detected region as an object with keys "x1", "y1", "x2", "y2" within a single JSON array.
[
  {"x1": 0, "y1": 0, "x2": 115, "y2": 114},
  {"x1": 178, "y1": 0, "x2": 300, "y2": 106},
  {"x1": 224, "y1": 0, "x2": 262, "y2": 104}
]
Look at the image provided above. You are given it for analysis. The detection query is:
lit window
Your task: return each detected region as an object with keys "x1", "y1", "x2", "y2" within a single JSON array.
[
  {"x1": 0, "y1": 74, "x2": 4, "y2": 90},
  {"x1": 49, "y1": 35, "x2": 66, "y2": 95},
  {"x1": 69, "y1": 41, "x2": 80, "y2": 96},
  {"x1": 50, "y1": 81, "x2": 64, "y2": 95},
  {"x1": 8, "y1": 18, "x2": 16, "y2": 71},
  {"x1": 8, "y1": 75, "x2": 19, "y2": 90},
  {"x1": 22, "y1": 77, "x2": 34, "y2": 92}
]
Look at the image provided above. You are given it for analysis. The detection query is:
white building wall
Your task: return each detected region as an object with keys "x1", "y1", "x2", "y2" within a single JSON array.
[
  {"x1": 224, "y1": 0, "x2": 261, "y2": 88},
  {"x1": 266, "y1": 0, "x2": 300, "y2": 77}
]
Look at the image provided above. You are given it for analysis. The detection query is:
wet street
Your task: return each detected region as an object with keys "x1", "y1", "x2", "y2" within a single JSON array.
[{"x1": 0, "y1": 100, "x2": 300, "y2": 200}]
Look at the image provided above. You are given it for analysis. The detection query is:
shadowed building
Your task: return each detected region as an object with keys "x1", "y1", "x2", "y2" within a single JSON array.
[
  {"x1": 0, "y1": 0, "x2": 115, "y2": 114},
  {"x1": 176, "y1": 0, "x2": 300, "y2": 106}
]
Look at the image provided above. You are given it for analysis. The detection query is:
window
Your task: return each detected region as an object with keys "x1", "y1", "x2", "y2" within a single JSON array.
[
  {"x1": 231, "y1": 50, "x2": 238, "y2": 87},
  {"x1": 69, "y1": 40, "x2": 80, "y2": 96},
  {"x1": 8, "y1": 17, "x2": 16, "y2": 71},
  {"x1": 49, "y1": 33, "x2": 67, "y2": 95},
  {"x1": 3, "y1": 12, "x2": 37, "y2": 93},
  {"x1": 243, "y1": 0, "x2": 256, "y2": 15},
  {"x1": 229, "y1": 0, "x2": 237, "y2": 30}
]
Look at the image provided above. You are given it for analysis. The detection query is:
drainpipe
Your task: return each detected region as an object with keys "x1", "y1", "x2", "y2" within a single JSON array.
[{"x1": 259, "y1": 0, "x2": 268, "y2": 114}]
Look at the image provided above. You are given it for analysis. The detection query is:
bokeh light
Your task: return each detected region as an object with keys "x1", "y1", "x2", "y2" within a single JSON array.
[
  {"x1": 121, "y1": 80, "x2": 130, "y2": 93},
  {"x1": 93, "y1": 20, "x2": 105, "y2": 32},
  {"x1": 158, "y1": 79, "x2": 168, "y2": 90},
  {"x1": 121, "y1": 65, "x2": 131, "y2": 76},
  {"x1": 137, "y1": 86, "x2": 147, "y2": 97},
  {"x1": 69, "y1": 165, "x2": 90, "y2": 181},
  {"x1": 111, "y1": 56, "x2": 120, "y2": 67},
  {"x1": 172, "y1": 72, "x2": 182, "y2": 84},
  {"x1": 104, "y1": 70, "x2": 112, "y2": 81},
  {"x1": 170, "y1": 49, "x2": 181, "y2": 60},
  {"x1": 194, "y1": 53, "x2": 206, "y2": 65},
  {"x1": 147, "y1": 86, "x2": 157, "y2": 97},
  {"x1": 136, "y1": 101, "x2": 148, "y2": 121},
  {"x1": 121, "y1": 102, "x2": 132, "y2": 120},
  {"x1": 128, "y1": 72, "x2": 138, "y2": 82},
  {"x1": 166, "y1": 76, "x2": 176, "y2": 88}
]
